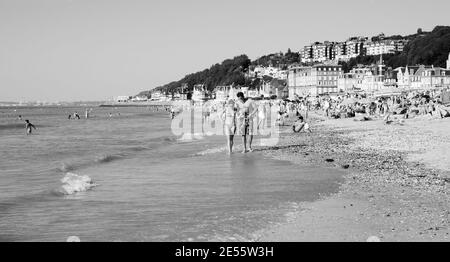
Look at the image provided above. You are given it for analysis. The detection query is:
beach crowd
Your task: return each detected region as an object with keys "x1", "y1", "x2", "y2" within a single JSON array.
[{"x1": 170, "y1": 88, "x2": 450, "y2": 155}]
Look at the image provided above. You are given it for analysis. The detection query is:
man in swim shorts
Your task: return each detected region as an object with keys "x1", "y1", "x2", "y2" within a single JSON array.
[{"x1": 236, "y1": 92, "x2": 257, "y2": 153}]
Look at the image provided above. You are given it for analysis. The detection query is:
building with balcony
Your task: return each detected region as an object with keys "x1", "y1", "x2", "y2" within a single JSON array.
[{"x1": 288, "y1": 65, "x2": 343, "y2": 99}]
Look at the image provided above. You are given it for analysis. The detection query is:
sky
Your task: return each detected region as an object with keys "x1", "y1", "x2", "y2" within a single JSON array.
[{"x1": 1, "y1": 0, "x2": 449, "y2": 102}]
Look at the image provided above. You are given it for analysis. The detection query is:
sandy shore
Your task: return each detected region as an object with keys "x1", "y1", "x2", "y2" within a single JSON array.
[{"x1": 257, "y1": 112, "x2": 450, "y2": 242}]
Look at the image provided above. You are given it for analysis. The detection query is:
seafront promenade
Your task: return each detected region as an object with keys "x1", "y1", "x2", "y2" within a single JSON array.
[{"x1": 99, "y1": 101, "x2": 175, "y2": 107}]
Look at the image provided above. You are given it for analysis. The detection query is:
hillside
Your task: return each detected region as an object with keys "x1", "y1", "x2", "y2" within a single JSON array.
[
  {"x1": 340, "y1": 26, "x2": 450, "y2": 72},
  {"x1": 138, "y1": 55, "x2": 251, "y2": 96},
  {"x1": 139, "y1": 26, "x2": 450, "y2": 96},
  {"x1": 138, "y1": 51, "x2": 299, "y2": 96}
]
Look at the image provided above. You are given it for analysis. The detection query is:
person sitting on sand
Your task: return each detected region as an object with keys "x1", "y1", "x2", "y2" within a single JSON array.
[
  {"x1": 293, "y1": 116, "x2": 311, "y2": 133},
  {"x1": 25, "y1": 120, "x2": 36, "y2": 135}
]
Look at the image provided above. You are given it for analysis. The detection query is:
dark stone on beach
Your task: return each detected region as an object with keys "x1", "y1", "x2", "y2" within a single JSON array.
[
  {"x1": 325, "y1": 158, "x2": 335, "y2": 163},
  {"x1": 342, "y1": 164, "x2": 350, "y2": 169}
]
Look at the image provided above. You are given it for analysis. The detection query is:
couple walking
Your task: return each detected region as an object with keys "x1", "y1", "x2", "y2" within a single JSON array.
[{"x1": 222, "y1": 92, "x2": 258, "y2": 155}]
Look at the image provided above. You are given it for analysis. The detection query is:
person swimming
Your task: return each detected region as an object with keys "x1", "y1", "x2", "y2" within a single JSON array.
[
  {"x1": 25, "y1": 120, "x2": 36, "y2": 135},
  {"x1": 73, "y1": 112, "x2": 81, "y2": 119}
]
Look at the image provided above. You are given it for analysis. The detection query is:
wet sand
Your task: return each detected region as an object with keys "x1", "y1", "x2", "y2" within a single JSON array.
[{"x1": 257, "y1": 112, "x2": 450, "y2": 242}]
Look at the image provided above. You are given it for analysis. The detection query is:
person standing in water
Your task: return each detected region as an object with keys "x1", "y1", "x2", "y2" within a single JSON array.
[
  {"x1": 25, "y1": 120, "x2": 36, "y2": 135},
  {"x1": 236, "y1": 92, "x2": 257, "y2": 153},
  {"x1": 85, "y1": 109, "x2": 91, "y2": 119},
  {"x1": 222, "y1": 99, "x2": 237, "y2": 155},
  {"x1": 74, "y1": 112, "x2": 80, "y2": 119}
]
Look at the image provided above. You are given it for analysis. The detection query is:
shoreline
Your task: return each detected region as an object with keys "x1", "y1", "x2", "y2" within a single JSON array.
[{"x1": 256, "y1": 112, "x2": 449, "y2": 241}]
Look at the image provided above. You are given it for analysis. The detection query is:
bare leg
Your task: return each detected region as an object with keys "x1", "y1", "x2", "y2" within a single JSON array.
[
  {"x1": 249, "y1": 135, "x2": 254, "y2": 152},
  {"x1": 227, "y1": 135, "x2": 235, "y2": 155},
  {"x1": 230, "y1": 135, "x2": 234, "y2": 154},
  {"x1": 242, "y1": 135, "x2": 247, "y2": 153}
]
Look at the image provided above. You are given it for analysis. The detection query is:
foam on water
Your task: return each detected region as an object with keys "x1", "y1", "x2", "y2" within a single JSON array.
[
  {"x1": 60, "y1": 173, "x2": 96, "y2": 195},
  {"x1": 178, "y1": 133, "x2": 205, "y2": 142},
  {"x1": 195, "y1": 146, "x2": 228, "y2": 156}
]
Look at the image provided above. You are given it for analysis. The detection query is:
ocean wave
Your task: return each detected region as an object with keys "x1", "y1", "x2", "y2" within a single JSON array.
[
  {"x1": 129, "y1": 146, "x2": 151, "y2": 152},
  {"x1": 56, "y1": 136, "x2": 173, "y2": 173},
  {"x1": 0, "y1": 123, "x2": 51, "y2": 131},
  {"x1": 0, "y1": 123, "x2": 24, "y2": 130},
  {"x1": 178, "y1": 133, "x2": 205, "y2": 142},
  {"x1": 60, "y1": 173, "x2": 97, "y2": 195},
  {"x1": 195, "y1": 146, "x2": 228, "y2": 156},
  {"x1": 59, "y1": 163, "x2": 76, "y2": 172},
  {"x1": 95, "y1": 154, "x2": 123, "y2": 164}
]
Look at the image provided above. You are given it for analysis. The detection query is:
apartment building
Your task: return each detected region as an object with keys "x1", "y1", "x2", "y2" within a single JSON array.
[{"x1": 288, "y1": 65, "x2": 343, "y2": 98}]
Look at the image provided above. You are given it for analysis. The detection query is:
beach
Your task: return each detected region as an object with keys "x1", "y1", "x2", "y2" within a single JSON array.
[
  {"x1": 257, "y1": 113, "x2": 450, "y2": 241},
  {"x1": 0, "y1": 106, "x2": 345, "y2": 242},
  {"x1": 1, "y1": 104, "x2": 449, "y2": 242}
]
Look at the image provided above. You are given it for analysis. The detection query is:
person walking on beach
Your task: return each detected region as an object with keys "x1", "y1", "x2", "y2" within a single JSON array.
[
  {"x1": 222, "y1": 99, "x2": 237, "y2": 155},
  {"x1": 257, "y1": 101, "x2": 267, "y2": 131},
  {"x1": 236, "y1": 92, "x2": 257, "y2": 153},
  {"x1": 25, "y1": 120, "x2": 36, "y2": 135}
]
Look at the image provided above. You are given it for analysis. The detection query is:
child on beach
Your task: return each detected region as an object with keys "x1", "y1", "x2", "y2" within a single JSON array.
[{"x1": 25, "y1": 120, "x2": 36, "y2": 135}]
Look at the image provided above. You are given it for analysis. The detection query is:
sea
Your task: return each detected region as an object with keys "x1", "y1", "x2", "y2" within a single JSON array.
[{"x1": 0, "y1": 106, "x2": 343, "y2": 242}]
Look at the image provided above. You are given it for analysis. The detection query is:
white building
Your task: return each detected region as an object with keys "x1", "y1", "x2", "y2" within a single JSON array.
[
  {"x1": 192, "y1": 84, "x2": 208, "y2": 102},
  {"x1": 366, "y1": 40, "x2": 405, "y2": 56},
  {"x1": 115, "y1": 96, "x2": 131, "y2": 102},
  {"x1": 251, "y1": 66, "x2": 287, "y2": 80},
  {"x1": 288, "y1": 65, "x2": 343, "y2": 98},
  {"x1": 131, "y1": 96, "x2": 148, "y2": 102},
  {"x1": 395, "y1": 65, "x2": 450, "y2": 90},
  {"x1": 447, "y1": 52, "x2": 450, "y2": 70},
  {"x1": 214, "y1": 87, "x2": 229, "y2": 102}
]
